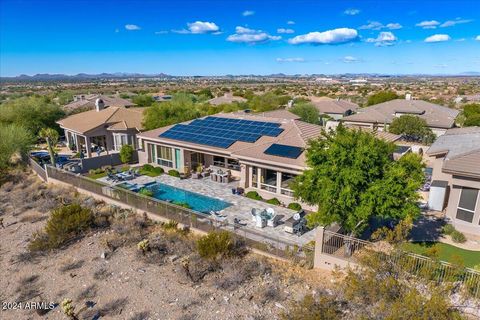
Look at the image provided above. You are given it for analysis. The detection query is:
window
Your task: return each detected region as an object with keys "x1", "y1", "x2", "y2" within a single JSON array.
[
  {"x1": 281, "y1": 172, "x2": 296, "y2": 197},
  {"x1": 213, "y1": 156, "x2": 225, "y2": 167},
  {"x1": 251, "y1": 167, "x2": 258, "y2": 188},
  {"x1": 260, "y1": 168, "x2": 278, "y2": 193},
  {"x1": 456, "y1": 187, "x2": 479, "y2": 223},
  {"x1": 227, "y1": 158, "x2": 240, "y2": 171},
  {"x1": 113, "y1": 134, "x2": 129, "y2": 151},
  {"x1": 156, "y1": 145, "x2": 173, "y2": 167}
]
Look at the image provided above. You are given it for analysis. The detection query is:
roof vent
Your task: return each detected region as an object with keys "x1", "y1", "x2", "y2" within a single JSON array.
[{"x1": 95, "y1": 98, "x2": 105, "y2": 112}]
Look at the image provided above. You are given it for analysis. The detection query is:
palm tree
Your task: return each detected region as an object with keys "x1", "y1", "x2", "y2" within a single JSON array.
[{"x1": 39, "y1": 127, "x2": 59, "y2": 166}]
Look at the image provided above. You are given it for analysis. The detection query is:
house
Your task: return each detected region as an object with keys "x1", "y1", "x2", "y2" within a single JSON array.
[
  {"x1": 308, "y1": 96, "x2": 359, "y2": 120},
  {"x1": 64, "y1": 94, "x2": 135, "y2": 112},
  {"x1": 57, "y1": 99, "x2": 144, "y2": 158},
  {"x1": 342, "y1": 98, "x2": 459, "y2": 136},
  {"x1": 426, "y1": 127, "x2": 480, "y2": 235},
  {"x1": 207, "y1": 93, "x2": 247, "y2": 106},
  {"x1": 136, "y1": 110, "x2": 404, "y2": 205}
]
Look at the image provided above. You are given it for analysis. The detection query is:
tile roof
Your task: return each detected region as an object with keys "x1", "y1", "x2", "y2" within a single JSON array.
[
  {"x1": 309, "y1": 96, "x2": 359, "y2": 114},
  {"x1": 427, "y1": 126, "x2": 480, "y2": 178},
  {"x1": 63, "y1": 95, "x2": 135, "y2": 111},
  {"x1": 342, "y1": 99, "x2": 459, "y2": 129},
  {"x1": 57, "y1": 106, "x2": 144, "y2": 134}
]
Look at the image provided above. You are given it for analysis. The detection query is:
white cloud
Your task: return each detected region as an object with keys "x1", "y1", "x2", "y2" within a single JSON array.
[
  {"x1": 277, "y1": 28, "x2": 295, "y2": 34},
  {"x1": 359, "y1": 21, "x2": 384, "y2": 30},
  {"x1": 187, "y1": 21, "x2": 220, "y2": 34},
  {"x1": 475, "y1": 35, "x2": 480, "y2": 41},
  {"x1": 155, "y1": 30, "x2": 168, "y2": 35},
  {"x1": 288, "y1": 28, "x2": 358, "y2": 45},
  {"x1": 227, "y1": 27, "x2": 281, "y2": 44},
  {"x1": 344, "y1": 8, "x2": 360, "y2": 16},
  {"x1": 287, "y1": 20, "x2": 295, "y2": 25},
  {"x1": 276, "y1": 57, "x2": 305, "y2": 63},
  {"x1": 386, "y1": 23, "x2": 402, "y2": 30},
  {"x1": 115, "y1": 28, "x2": 119, "y2": 33},
  {"x1": 434, "y1": 63, "x2": 448, "y2": 68},
  {"x1": 360, "y1": 21, "x2": 402, "y2": 30},
  {"x1": 416, "y1": 20, "x2": 440, "y2": 29},
  {"x1": 440, "y1": 18, "x2": 473, "y2": 28},
  {"x1": 125, "y1": 24, "x2": 141, "y2": 31},
  {"x1": 424, "y1": 34, "x2": 451, "y2": 42},
  {"x1": 242, "y1": 10, "x2": 255, "y2": 16},
  {"x1": 366, "y1": 31, "x2": 398, "y2": 46},
  {"x1": 343, "y1": 56, "x2": 360, "y2": 63}
]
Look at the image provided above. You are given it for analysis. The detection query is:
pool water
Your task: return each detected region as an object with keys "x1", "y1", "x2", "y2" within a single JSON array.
[{"x1": 147, "y1": 182, "x2": 231, "y2": 213}]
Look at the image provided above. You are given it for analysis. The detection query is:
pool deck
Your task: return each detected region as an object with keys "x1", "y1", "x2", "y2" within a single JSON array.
[{"x1": 97, "y1": 174, "x2": 316, "y2": 246}]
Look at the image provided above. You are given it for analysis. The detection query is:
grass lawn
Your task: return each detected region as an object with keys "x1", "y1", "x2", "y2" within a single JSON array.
[
  {"x1": 87, "y1": 171, "x2": 108, "y2": 179},
  {"x1": 402, "y1": 242, "x2": 480, "y2": 268},
  {"x1": 138, "y1": 169, "x2": 161, "y2": 177}
]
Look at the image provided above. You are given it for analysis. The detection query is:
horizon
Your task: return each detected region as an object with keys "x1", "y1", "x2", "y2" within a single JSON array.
[{"x1": 1, "y1": 0, "x2": 480, "y2": 77}]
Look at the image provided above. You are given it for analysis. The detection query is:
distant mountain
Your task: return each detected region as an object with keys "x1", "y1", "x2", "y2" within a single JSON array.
[
  {"x1": 460, "y1": 71, "x2": 480, "y2": 76},
  {"x1": 1, "y1": 72, "x2": 174, "y2": 81}
]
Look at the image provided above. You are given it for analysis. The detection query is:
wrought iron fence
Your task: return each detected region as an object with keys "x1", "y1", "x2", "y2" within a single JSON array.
[
  {"x1": 320, "y1": 228, "x2": 480, "y2": 298},
  {"x1": 44, "y1": 165, "x2": 314, "y2": 267}
]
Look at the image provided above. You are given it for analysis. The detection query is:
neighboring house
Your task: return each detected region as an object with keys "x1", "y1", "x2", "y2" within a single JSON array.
[
  {"x1": 57, "y1": 100, "x2": 144, "y2": 158},
  {"x1": 342, "y1": 98, "x2": 459, "y2": 136},
  {"x1": 426, "y1": 127, "x2": 480, "y2": 235},
  {"x1": 308, "y1": 96, "x2": 359, "y2": 120},
  {"x1": 137, "y1": 111, "x2": 404, "y2": 205},
  {"x1": 64, "y1": 94, "x2": 135, "y2": 112},
  {"x1": 207, "y1": 93, "x2": 247, "y2": 106}
]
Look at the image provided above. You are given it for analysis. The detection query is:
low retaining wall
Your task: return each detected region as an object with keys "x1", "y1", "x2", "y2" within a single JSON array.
[{"x1": 80, "y1": 152, "x2": 138, "y2": 173}]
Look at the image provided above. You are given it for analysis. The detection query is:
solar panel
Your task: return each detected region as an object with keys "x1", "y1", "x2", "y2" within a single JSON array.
[
  {"x1": 264, "y1": 144, "x2": 303, "y2": 159},
  {"x1": 159, "y1": 117, "x2": 284, "y2": 149}
]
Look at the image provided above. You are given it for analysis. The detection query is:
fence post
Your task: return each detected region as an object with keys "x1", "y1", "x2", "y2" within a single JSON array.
[{"x1": 313, "y1": 226, "x2": 325, "y2": 269}]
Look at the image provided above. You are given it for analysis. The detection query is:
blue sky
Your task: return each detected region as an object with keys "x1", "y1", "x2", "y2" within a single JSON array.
[{"x1": 1, "y1": 0, "x2": 479, "y2": 76}]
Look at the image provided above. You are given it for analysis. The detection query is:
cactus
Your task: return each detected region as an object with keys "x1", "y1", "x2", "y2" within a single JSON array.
[
  {"x1": 137, "y1": 239, "x2": 150, "y2": 254},
  {"x1": 61, "y1": 298, "x2": 78, "y2": 319}
]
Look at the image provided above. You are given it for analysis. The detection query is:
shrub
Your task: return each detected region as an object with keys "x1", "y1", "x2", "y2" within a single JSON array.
[
  {"x1": 246, "y1": 191, "x2": 262, "y2": 200},
  {"x1": 266, "y1": 197, "x2": 281, "y2": 205},
  {"x1": 29, "y1": 204, "x2": 93, "y2": 251},
  {"x1": 197, "y1": 231, "x2": 243, "y2": 260},
  {"x1": 441, "y1": 224, "x2": 455, "y2": 235},
  {"x1": 162, "y1": 220, "x2": 179, "y2": 230},
  {"x1": 451, "y1": 230, "x2": 467, "y2": 243},
  {"x1": 287, "y1": 202, "x2": 302, "y2": 211},
  {"x1": 281, "y1": 294, "x2": 341, "y2": 320},
  {"x1": 138, "y1": 188, "x2": 154, "y2": 197},
  {"x1": 152, "y1": 167, "x2": 164, "y2": 174},
  {"x1": 119, "y1": 144, "x2": 134, "y2": 164},
  {"x1": 174, "y1": 201, "x2": 191, "y2": 209},
  {"x1": 142, "y1": 164, "x2": 154, "y2": 171},
  {"x1": 168, "y1": 169, "x2": 180, "y2": 177},
  {"x1": 137, "y1": 239, "x2": 150, "y2": 254}
]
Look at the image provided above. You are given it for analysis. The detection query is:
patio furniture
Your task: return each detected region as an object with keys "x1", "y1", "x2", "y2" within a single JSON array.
[
  {"x1": 192, "y1": 172, "x2": 201, "y2": 179},
  {"x1": 266, "y1": 208, "x2": 278, "y2": 227},
  {"x1": 284, "y1": 210, "x2": 307, "y2": 235},
  {"x1": 211, "y1": 173, "x2": 218, "y2": 182}
]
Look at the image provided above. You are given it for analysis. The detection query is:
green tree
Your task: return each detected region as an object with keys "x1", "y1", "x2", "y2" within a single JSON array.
[
  {"x1": 290, "y1": 102, "x2": 321, "y2": 125},
  {"x1": 389, "y1": 115, "x2": 436, "y2": 144},
  {"x1": 461, "y1": 103, "x2": 480, "y2": 126},
  {"x1": 39, "y1": 127, "x2": 60, "y2": 166},
  {"x1": 119, "y1": 144, "x2": 134, "y2": 164},
  {"x1": 292, "y1": 126, "x2": 423, "y2": 235},
  {"x1": 132, "y1": 94, "x2": 155, "y2": 107},
  {"x1": 248, "y1": 92, "x2": 291, "y2": 112},
  {"x1": 367, "y1": 90, "x2": 399, "y2": 106},
  {"x1": 142, "y1": 93, "x2": 201, "y2": 130},
  {"x1": 56, "y1": 90, "x2": 74, "y2": 105},
  {"x1": 0, "y1": 123, "x2": 34, "y2": 172},
  {"x1": 0, "y1": 96, "x2": 64, "y2": 135}
]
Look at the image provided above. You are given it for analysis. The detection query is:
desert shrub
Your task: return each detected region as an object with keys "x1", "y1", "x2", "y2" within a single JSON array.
[
  {"x1": 246, "y1": 191, "x2": 262, "y2": 200},
  {"x1": 181, "y1": 253, "x2": 217, "y2": 283},
  {"x1": 451, "y1": 230, "x2": 466, "y2": 243},
  {"x1": 119, "y1": 144, "x2": 134, "y2": 164},
  {"x1": 153, "y1": 167, "x2": 164, "y2": 174},
  {"x1": 441, "y1": 224, "x2": 455, "y2": 235},
  {"x1": 174, "y1": 201, "x2": 191, "y2": 209},
  {"x1": 168, "y1": 169, "x2": 180, "y2": 177},
  {"x1": 162, "y1": 220, "x2": 179, "y2": 230},
  {"x1": 29, "y1": 204, "x2": 93, "y2": 251},
  {"x1": 281, "y1": 294, "x2": 341, "y2": 320},
  {"x1": 138, "y1": 188, "x2": 154, "y2": 197},
  {"x1": 217, "y1": 258, "x2": 271, "y2": 290},
  {"x1": 142, "y1": 164, "x2": 154, "y2": 171},
  {"x1": 266, "y1": 197, "x2": 281, "y2": 205},
  {"x1": 287, "y1": 202, "x2": 302, "y2": 211},
  {"x1": 197, "y1": 231, "x2": 245, "y2": 260}
]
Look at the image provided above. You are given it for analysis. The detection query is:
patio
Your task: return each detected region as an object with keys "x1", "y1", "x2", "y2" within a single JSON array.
[{"x1": 97, "y1": 173, "x2": 316, "y2": 246}]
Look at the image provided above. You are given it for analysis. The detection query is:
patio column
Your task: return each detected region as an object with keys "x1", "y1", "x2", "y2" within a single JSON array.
[
  {"x1": 85, "y1": 136, "x2": 92, "y2": 158},
  {"x1": 65, "y1": 130, "x2": 70, "y2": 147},
  {"x1": 75, "y1": 134, "x2": 82, "y2": 155},
  {"x1": 276, "y1": 171, "x2": 282, "y2": 195}
]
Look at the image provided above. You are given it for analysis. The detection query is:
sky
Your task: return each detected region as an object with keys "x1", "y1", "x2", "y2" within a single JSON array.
[{"x1": 1, "y1": 0, "x2": 479, "y2": 76}]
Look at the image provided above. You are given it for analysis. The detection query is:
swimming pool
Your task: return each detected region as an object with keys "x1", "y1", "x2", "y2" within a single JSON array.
[{"x1": 146, "y1": 182, "x2": 231, "y2": 213}]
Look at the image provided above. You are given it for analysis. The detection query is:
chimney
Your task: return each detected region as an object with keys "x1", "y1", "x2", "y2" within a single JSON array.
[
  {"x1": 405, "y1": 93, "x2": 412, "y2": 101},
  {"x1": 95, "y1": 98, "x2": 105, "y2": 112}
]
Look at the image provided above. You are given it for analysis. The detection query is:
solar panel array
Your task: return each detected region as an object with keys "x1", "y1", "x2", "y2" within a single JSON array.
[
  {"x1": 159, "y1": 116, "x2": 283, "y2": 149},
  {"x1": 264, "y1": 144, "x2": 303, "y2": 159}
]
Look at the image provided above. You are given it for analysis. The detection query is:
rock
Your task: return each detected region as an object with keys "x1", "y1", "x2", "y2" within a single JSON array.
[
  {"x1": 100, "y1": 252, "x2": 107, "y2": 259},
  {"x1": 168, "y1": 255, "x2": 179, "y2": 263},
  {"x1": 275, "y1": 302, "x2": 286, "y2": 310},
  {"x1": 223, "y1": 296, "x2": 229, "y2": 303},
  {"x1": 210, "y1": 296, "x2": 215, "y2": 301}
]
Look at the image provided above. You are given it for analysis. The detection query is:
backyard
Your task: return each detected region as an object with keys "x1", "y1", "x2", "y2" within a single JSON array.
[{"x1": 402, "y1": 241, "x2": 480, "y2": 268}]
